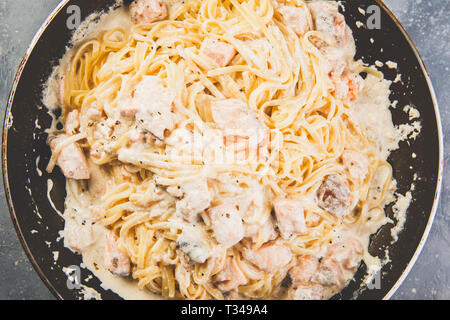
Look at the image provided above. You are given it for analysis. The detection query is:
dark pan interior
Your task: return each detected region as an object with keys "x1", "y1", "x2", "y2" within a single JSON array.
[{"x1": 2, "y1": 0, "x2": 442, "y2": 300}]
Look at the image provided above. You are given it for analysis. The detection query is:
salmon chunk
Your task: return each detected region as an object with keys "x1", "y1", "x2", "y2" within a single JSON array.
[
  {"x1": 334, "y1": 72, "x2": 364, "y2": 101},
  {"x1": 50, "y1": 134, "x2": 90, "y2": 180},
  {"x1": 322, "y1": 47, "x2": 348, "y2": 78},
  {"x1": 288, "y1": 255, "x2": 319, "y2": 286},
  {"x1": 308, "y1": 0, "x2": 359, "y2": 100},
  {"x1": 200, "y1": 38, "x2": 236, "y2": 67},
  {"x1": 316, "y1": 174, "x2": 352, "y2": 218},
  {"x1": 244, "y1": 216, "x2": 278, "y2": 244},
  {"x1": 273, "y1": 197, "x2": 307, "y2": 239},
  {"x1": 104, "y1": 231, "x2": 131, "y2": 276},
  {"x1": 341, "y1": 150, "x2": 369, "y2": 183},
  {"x1": 308, "y1": 1, "x2": 349, "y2": 46},
  {"x1": 209, "y1": 203, "x2": 244, "y2": 249},
  {"x1": 64, "y1": 217, "x2": 95, "y2": 254},
  {"x1": 121, "y1": 76, "x2": 176, "y2": 140},
  {"x1": 211, "y1": 99, "x2": 269, "y2": 150},
  {"x1": 172, "y1": 179, "x2": 212, "y2": 222},
  {"x1": 277, "y1": 4, "x2": 310, "y2": 36},
  {"x1": 65, "y1": 110, "x2": 80, "y2": 136},
  {"x1": 287, "y1": 284, "x2": 324, "y2": 300},
  {"x1": 245, "y1": 243, "x2": 292, "y2": 273},
  {"x1": 328, "y1": 238, "x2": 364, "y2": 270},
  {"x1": 215, "y1": 257, "x2": 248, "y2": 292},
  {"x1": 234, "y1": 182, "x2": 268, "y2": 217},
  {"x1": 311, "y1": 257, "x2": 343, "y2": 287},
  {"x1": 129, "y1": 0, "x2": 168, "y2": 24}
]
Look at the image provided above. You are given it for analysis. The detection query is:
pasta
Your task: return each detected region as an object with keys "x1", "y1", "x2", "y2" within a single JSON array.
[{"x1": 46, "y1": 0, "x2": 399, "y2": 300}]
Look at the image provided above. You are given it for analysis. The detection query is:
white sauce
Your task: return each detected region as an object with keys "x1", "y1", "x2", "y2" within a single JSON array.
[
  {"x1": 391, "y1": 191, "x2": 413, "y2": 242},
  {"x1": 352, "y1": 75, "x2": 401, "y2": 160},
  {"x1": 386, "y1": 60, "x2": 398, "y2": 69},
  {"x1": 46, "y1": 179, "x2": 64, "y2": 218},
  {"x1": 403, "y1": 104, "x2": 421, "y2": 121},
  {"x1": 36, "y1": 155, "x2": 43, "y2": 177},
  {"x1": 375, "y1": 60, "x2": 384, "y2": 68}
]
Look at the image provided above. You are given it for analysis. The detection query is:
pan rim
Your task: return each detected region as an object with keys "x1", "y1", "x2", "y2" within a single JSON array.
[{"x1": 1, "y1": 0, "x2": 444, "y2": 300}]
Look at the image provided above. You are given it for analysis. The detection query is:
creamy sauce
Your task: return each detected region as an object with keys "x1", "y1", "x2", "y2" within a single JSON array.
[
  {"x1": 403, "y1": 104, "x2": 421, "y2": 121},
  {"x1": 46, "y1": 179, "x2": 64, "y2": 218},
  {"x1": 36, "y1": 155, "x2": 43, "y2": 176},
  {"x1": 355, "y1": 21, "x2": 364, "y2": 29},
  {"x1": 351, "y1": 74, "x2": 402, "y2": 160},
  {"x1": 391, "y1": 190, "x2": 413, "y2": 242},
  {"x1": 385, "y1": 61, "x2": 398, "y2": 69}
]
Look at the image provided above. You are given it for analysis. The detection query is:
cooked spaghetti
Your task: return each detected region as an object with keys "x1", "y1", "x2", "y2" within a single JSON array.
[{"x1": 45, "y1": 0, "x2": 400, "y2": 300}]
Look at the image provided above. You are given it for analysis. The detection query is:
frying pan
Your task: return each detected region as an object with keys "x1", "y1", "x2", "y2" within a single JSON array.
[{"x1": 2, "y1": 0, "x2": 443, "y2": 300}]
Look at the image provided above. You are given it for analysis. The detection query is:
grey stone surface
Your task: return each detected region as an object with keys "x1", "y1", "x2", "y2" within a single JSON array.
[{"x1": 0, "y1": 0, "x2": 448, "y2": 300}]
